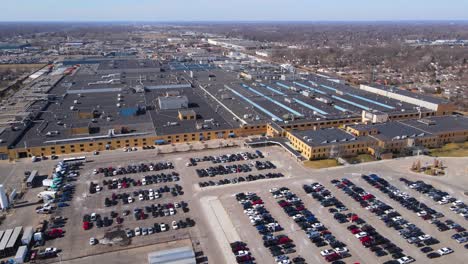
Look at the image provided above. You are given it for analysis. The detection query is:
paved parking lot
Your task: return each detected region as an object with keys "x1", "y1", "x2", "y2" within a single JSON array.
[{"x1": 0, "y1": 144, "x2": 466, "y2": 264}]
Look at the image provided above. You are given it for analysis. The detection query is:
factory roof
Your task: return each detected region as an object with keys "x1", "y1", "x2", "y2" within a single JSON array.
[
  {"x1": 349, "y1": 122, "x2": 434, "y2": 142},
  {"x1": 291, "y1": 128, "x2": 373, "y2": 147},
  {"x1": 368, "y1": 84, "x2": 449, "y2": 104},
  {"x1": 400, "y1": 115, "x2": 468, "y2": 134}
]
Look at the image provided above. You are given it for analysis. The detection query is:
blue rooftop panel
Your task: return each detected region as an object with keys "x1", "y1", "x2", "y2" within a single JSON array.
[
  {"x1": 259, "y1": 83, "x2": 286, "y2": 96},
  {"x1": 331, "y1": 95, "x2": 371, "y2": 111},
  {"x1": 226, "y1": 85, "x2": 283, "y2": 121},
  {"x1": 293, "y1": 81, "x2": 327, "y2": 95},
  {"x1": 293, "y1": 98, "x2": 328, "y2": 115},
  {"x1": 333, "y1": 105, "x2": 349, "y2": 112},
  {"x1": 276, "y1": 82, "x2": 291, "y2": 90},
  {"x1": 312, "y1": 82, "x2": 337, "y2": 93},
  {"x1": 346, "y1": 93, "x2": 395, "y2": 109},
  {"x1": 242, "y1": 84, "x2": 303, "y2": 117}
]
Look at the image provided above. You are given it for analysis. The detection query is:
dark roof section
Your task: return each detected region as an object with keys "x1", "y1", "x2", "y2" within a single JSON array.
[
  {"x1": 349, "y1": 122, "x2": 433, "y2": 141},
  {"x1": 401, "y1": 115, "x2": 468, "y2": 134}
]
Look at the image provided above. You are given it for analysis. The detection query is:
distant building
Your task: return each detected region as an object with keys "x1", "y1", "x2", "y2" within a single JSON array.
[{"x1": 360, "y1": 84, "x2": 455, "y2": 115}]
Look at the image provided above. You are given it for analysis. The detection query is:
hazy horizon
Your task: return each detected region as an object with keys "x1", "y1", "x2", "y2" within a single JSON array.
[{"x1": 2, "y1": 0, "x2": 467, "y2": 22}]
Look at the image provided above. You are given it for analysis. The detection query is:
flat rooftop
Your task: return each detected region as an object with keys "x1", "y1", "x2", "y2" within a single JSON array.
[
  {"x1": 0, "y1": 58, "x2": 457, "y2": 152},
  {"x1": 367, "y1": 83, "x2": 449, "y2": 104},
  {"x1": 400, "y1": 115, "x2": 468, "y2": 134},
  {"x1": 291, "y1": 128, "x2": 373, "y2": 147},
  {"x1": 349, "y1": 122, "x2": 433, "y2": 141}
]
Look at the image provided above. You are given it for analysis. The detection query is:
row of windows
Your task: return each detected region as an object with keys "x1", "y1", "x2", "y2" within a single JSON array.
[{"x1": 283, "y1": 119, "x2": 360, "y2": 130}]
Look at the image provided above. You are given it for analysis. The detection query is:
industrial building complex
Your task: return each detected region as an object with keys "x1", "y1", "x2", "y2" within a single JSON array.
[{"x1": 0, "y1": 56, "x2": 465, "y2": 161}]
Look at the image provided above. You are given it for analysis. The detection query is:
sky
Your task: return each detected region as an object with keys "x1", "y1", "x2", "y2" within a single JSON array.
[{"x1": 1, "y1": 0, "x2": 468, "y2": 22}]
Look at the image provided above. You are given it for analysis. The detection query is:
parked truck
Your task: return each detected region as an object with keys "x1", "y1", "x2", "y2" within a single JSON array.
[
  {"x1": 14, "y1": 245, "x2": 28, "y2": 264},
  {"x1": 37, "y1": 191, "x2": 57, "y2": 199},
  {"x1": 42, "y1": 179, "x2": 53, "y2": 187}
]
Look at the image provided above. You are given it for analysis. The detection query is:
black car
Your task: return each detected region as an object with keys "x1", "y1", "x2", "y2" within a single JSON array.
[
  {"x1": 427, "y1": 252, "x2": 440, "y2": 259},
  {"x1": 421, "y1": 246, "x2": 433, "y2": 253}
]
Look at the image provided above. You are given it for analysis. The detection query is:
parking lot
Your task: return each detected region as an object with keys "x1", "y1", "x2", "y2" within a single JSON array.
[{"x1": 1, "y1": 145, "x2": 467, "y2": 264}]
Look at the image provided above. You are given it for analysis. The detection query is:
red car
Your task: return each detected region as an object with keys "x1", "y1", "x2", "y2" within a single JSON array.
[
  {"x1": 360, "y1": 236, "x2": 371, "y2": 243},
  {"x1": 47, "y1": 228, "x2": 63, "y2": 238},
  {"x1": 236, "y1": 255, "x2": 252, "y2": 262},
  {"x1": 83, "y1": 221, "x2": 91, "y2": 230},
  {"x1": 295, "y1": 205, "x2": 305, "y2": 211},
  {"x1": 350, "y1": 228, "x2": 361, "y2": 234},
  {"x1": 325, "y1": 253, "x2": 341, "y2": 262},
  {"x1": 252, "y1": 199, "x2": 263, "y2": 205},
  {"x1": 278, "y1": 236, "x2": 292, "y2": 244}
]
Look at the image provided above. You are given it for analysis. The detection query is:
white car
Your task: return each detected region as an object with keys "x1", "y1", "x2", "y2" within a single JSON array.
[
  {"x1": 125, "y1": 229, "x2": 133, "y2": 238},
  {"x1": 273, "y1": 193, "x2": 284, "y2": 199},
  {"x1": 142, "y1": 228, "x2": 148, "y2": 236},
  {"x1": 416, "y1": 211, "x2": 427, "y2": 217},
  {"x1": 148, "y1": 227, "x2": 154, "y2": 234},
  {"x1": 89, "y1": 237, "x2": 97, "y2": 245},
  {"x1": 437, "y1": 247, "x2": 454, "y2": 255},
  {"x1": 160, "y1": 223, "x2": 168, "y2": 232},
  {"x1": 138, "y1": 194, "x2": 144, "y2": 201},
  {"x1": 320, "y1": 249, "x2": 335, "y2": 256},
  {"x1": 149, "y1": 194, "x2": 154, "y2": 200},
  {"x1": 128, "y1": 197, "x2": 134, "y2": 203},
  {"x1": 397, "y1": 256, "x2": 415, "y2": 264},
  {"x1": 44, "y1": 248, "x2": 58, "y2": 254},
  {"x1": 172, "y1": 220, "x2": 179, "y2": 230},
  {"x1": 418, "y1": 235, "x2": 431, "y2": 241},
  {"x1": 95, "y1": 185, "x2": 102, "y2": 192},
  {"x1": 134, "y1": 227, "x2": 141, "y2": 236},
  {"x1": 334, "y1": 247, "x2": 348, "y2": 254},
  {"x1": 235, "y1": 250, "x2": 250, "y2": 257},
  {"x1": 312, "y1": 223, "x2": 323, "y2": 229},
  {"x1": 355, "y1": 232, "x2": 368, "y2": 238},
  {"x1": 169, "y1": 208, "x2": 175, "y2": 215},
  {"x1": 93, "y1": 169, "x2": 98, "y2": 175}
]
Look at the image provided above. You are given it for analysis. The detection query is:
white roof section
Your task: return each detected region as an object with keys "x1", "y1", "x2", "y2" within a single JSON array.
[{"x1": 147, "y1": 246, "x2": 195, "y2": 264}]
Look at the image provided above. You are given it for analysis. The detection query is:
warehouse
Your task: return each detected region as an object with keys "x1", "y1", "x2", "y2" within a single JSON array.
[
  {"x1": 0, "y1": 58, "x2": 462, "y2": 161},
  {"x1": 360, "y1": 83, "x2": 455, "y2": 115}
]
